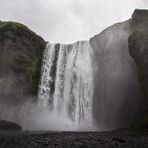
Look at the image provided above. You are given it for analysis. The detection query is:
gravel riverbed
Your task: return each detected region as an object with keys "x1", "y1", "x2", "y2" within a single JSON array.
[{"x1": 0, "y1": 129, "x2": 148, "y2": 148}]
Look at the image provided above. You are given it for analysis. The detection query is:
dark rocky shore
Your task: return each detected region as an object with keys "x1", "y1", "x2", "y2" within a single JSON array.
[{"x1": 0, "y1": 129, "x2": 148, "y2": 148}]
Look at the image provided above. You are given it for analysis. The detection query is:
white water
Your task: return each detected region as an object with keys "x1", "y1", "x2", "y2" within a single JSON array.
[
  {"x1": 37, "y1": 22, "x2": 141, "y2": 131},
  {"x1": 38, "y1": 44, "x2": 56, "y2": 107},
  {"x1": 38, "y1": 41, "x2": 94, "y2": 130}
]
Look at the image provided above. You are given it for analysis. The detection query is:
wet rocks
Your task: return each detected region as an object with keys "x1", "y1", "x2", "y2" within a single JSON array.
[{"x1": 0, "y1": 120, "x2": 22, "y2": 131}]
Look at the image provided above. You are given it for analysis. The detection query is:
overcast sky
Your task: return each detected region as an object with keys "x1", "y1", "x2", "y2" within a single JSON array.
[{"x1": 0, "y1": 0, "x2": 148, "y2": 43}]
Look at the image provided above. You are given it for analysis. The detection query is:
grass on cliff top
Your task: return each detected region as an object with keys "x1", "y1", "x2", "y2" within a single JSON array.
[
  {"x1": 0, "y1": 20, "x2": 34, "y2": 34},
  {"x1": 0, "y1": 20, "x2": 25, "y2": 28}
]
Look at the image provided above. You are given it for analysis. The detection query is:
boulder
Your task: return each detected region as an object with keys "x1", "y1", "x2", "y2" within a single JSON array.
[{"x1": 0, "y1": 120, "x2": 22, "y2": 131}]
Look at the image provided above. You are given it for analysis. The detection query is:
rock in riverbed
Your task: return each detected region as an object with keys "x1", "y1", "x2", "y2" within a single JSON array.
[{"x1": 0, "y1": 120, "x2": 22, "y2": 131}]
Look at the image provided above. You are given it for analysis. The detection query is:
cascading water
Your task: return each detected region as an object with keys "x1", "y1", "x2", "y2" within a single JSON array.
[
  {"x1": 38, "y1": 41, "x2": 94, "y2": 130},
  {"x1": 37, "y1": 22, "x2": 141, "y2": 131},
  {"x1": 38, "y1": 43, "x2": 56, "y2": 107}
]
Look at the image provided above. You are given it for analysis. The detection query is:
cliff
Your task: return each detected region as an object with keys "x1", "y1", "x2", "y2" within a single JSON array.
[
  {"x1": 129, "y1": 9, "x2": 148, "y2": 126},
  {"x1": 88, "y1": 9, "x2": 148, "y2": 128},
  {"x1": 89, "y1": 17, "x2": 142, "y2": 129},
  {"x1": 0, "y1": 21, "x2": 46, "y2": 104}
]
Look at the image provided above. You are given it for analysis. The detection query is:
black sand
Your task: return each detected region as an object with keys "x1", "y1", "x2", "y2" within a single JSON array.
[{"x1": 0, "y1": 129, "x2": 148, "y2": 148}]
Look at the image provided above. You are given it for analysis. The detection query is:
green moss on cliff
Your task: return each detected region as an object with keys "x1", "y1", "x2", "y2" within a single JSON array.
[
  {"x1": 28, "y1": 53, "x2": 43, "y2": 95},
  {"x1": 0, "y1": 21, "x2": 46, "y2": 103},
  {"x1": 0, "y1": 21, "x2": 26, "y2": 29}
]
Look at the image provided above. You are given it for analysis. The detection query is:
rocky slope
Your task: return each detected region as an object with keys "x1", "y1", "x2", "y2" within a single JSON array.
[
  {"x1": 129, "y1": 9, "x2": 148, "y2": 126},
  {"x1": 0, "y1": 21, "x2": 46, "y2": 104}
]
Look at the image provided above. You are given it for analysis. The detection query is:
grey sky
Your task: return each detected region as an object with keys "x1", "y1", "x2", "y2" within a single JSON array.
[{"x1": 0, "y1": 0, "x2": 148, "y2": 43}]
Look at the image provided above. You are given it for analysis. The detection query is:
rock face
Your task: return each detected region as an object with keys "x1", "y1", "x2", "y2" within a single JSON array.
[
  {"x1": 0, "y1": 120, "x2": 22, "y2": 130},
  {"x1": 129, "y1": 9, "x2": 148, "y2": 126},
  {"x1": 0, "y1": 21, "x2": 46, "y2": 104},
  {"x1": 90, "y1": 20, "x2": 141, "y2": 129}
]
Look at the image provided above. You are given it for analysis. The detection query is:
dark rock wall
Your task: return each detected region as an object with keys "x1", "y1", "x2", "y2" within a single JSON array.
[
  {"x1": 90, "y1": 20, "x2": 141, "y2": 129},
  {"x1": 0, "y1": 21, "x2": 46, "y2": 104},
  {"x1": 129, "y1": 9, "x2": 148, "y2": 126}
]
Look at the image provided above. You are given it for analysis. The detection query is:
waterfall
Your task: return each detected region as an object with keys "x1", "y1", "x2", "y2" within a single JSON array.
[
  {"x1": 38, "y1": 22, "x2": 141, "y2": 131},
  {"x1": 38, "y1": 43, "x2": 56, "y2": 107},
  {"x1": 38, "y1": 41, "x2": 94, "y2": 129}
]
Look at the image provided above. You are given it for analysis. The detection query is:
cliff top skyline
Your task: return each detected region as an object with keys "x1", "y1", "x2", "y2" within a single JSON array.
[{"x1": 0, "y1": 0, "x2": 148, "y2": 43}]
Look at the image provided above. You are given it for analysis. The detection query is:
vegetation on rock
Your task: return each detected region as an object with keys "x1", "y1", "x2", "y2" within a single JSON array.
[{"x1": 0, "y1": 21, "x2": 46, "y2": 104}]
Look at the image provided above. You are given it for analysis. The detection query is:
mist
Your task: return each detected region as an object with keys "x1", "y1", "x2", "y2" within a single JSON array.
[{"x1": 0, "y1": 100, "x2": 98, "y2": 131}]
